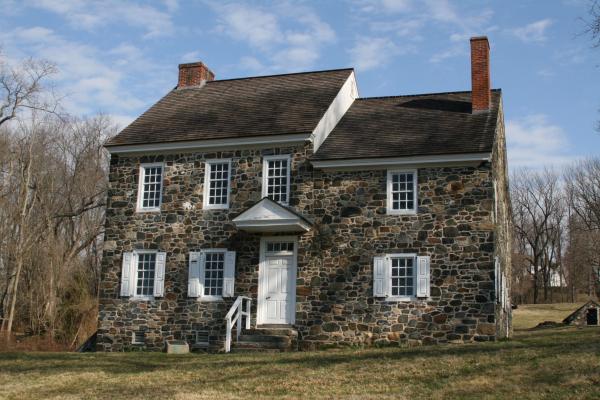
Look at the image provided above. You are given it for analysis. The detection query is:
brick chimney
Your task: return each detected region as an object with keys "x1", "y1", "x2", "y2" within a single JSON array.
[
  {"x1": 470, "y1": 36, "x2": 491, "y2": 113},
  {"x1": 178, "y1": 61, "x2": 215, "y2": 88}
]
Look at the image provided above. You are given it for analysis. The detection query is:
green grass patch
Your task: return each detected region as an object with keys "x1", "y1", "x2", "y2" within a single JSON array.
[{"x1": 1, "y1": 326, "x2": 599, "y2": 399}]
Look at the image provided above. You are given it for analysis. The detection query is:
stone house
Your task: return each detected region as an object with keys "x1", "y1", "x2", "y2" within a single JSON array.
[{"x1": 97, "y1": 36, "x2": 512, "y2": 352}]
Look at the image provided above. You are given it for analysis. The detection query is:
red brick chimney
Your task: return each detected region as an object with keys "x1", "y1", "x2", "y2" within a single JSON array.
[
  {"x1": 178, "y1": 61, "x2": 215, "y2": 88},
  {"x1": 470, "y1": 36, "x2": 491, "y2": 113}
]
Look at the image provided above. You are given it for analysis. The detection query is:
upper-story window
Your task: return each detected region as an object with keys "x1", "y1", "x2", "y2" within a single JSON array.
[
  {"x1": 262, "y1": 155, "x2": 291, "y2": 205},
  {"x1": 203, "y1": 159, "x2": 231, "y2": 209},
  {"x1": 137, "y1": 163, "x2": 164, "y2": 212},
  {"x1": 387, "y1": 170, "x2": 417, "y2": 215}
]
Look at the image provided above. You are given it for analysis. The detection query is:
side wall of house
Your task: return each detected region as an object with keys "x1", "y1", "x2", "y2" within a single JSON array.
[
  {"x1": 298, "y1": 164, "x2": 497, "y2": 348},
  {"x1": 491, "y1": 101, "x2": 513, "y2": 339}
]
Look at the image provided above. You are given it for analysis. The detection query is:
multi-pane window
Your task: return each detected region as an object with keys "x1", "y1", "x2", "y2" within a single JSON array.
[
  {"x1": 203, "y1": 252, "x2": 225, "y2": 297},
  {"x1": 138, "y1": 164, "x2": 163, "y2": 211},
  {"x1": 387, "y1": 170, "x2": 417, "y2": 214},
  {"x1": 390, "y1": 256, "x2": 414, "y2": 297},
  {"x1": 263, "y1": 156, "x2": 290, "y2": 204},
  {"x1": 136, "y1": 253, "x2": 156, "y2": 297},
  {"x1": 266, "y1": 242, "x2": 294, "y2": 252},
  {"x1": 204, "y1": 160, "x2": 230, "y2": 209}
]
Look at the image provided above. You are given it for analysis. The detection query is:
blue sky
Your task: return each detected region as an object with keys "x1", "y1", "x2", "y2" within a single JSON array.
[{"x1": 1, "y1": 0, "x2": 599, "y2": 168}]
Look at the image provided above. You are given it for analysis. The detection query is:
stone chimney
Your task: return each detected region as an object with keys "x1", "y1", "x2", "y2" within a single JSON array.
[
  {"x1": 470, "y1": 36, "x2": 491, "y2": 113},
  {"x1": 178, "y1": 61, "x2": 215, "y2": 88}
]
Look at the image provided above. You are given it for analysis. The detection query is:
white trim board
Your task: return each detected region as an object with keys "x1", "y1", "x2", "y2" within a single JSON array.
[
  {"x1": 311, "y1": 152, "x2": 492, "y2": 170},
  {"x1": 310, "y1": 72, "x2": 358, "y2": 152},
  {"x1": 106, "y1": 133, "x2": 312, "y2": 154}
]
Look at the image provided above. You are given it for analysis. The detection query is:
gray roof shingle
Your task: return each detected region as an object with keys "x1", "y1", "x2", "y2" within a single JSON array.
[
  {"x1": 105, "y1": 68, "x2": 353, "y2": 147},
  {"x1": 311, "y1": 90, "x2": 501, "y2": 161}
]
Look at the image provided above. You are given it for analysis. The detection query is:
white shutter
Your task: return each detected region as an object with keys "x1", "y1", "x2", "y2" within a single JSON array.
[
  {"x1": 222, "y1": 251, "x2": 236, "y2": 297},
  {"x1": 373, "y1": 256, "x2": 387, "y2": 297},
  {"x1": 188, "y1": 252, "x2": 201, "y2": 297},
  {"x1": 416, "y1": 256, "x2": 430, "y2": 298},
  {"x1": 494, "y1": 256, "x2": 500, "y2": 304},
  {"x1": 153, "y1": 252, "x2": 166, "y2": 297},
  {"x1": 120, "y1": 252, "x2": 133, "y2": 297}
]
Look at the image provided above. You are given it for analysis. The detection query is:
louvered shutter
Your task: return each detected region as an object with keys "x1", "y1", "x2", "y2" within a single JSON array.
[
  {"x1": 494, "y1": 257, "x2": 500, "y2": 304},
  {"x1": 373, "y1": 256, "x2": 387, "y2": 297},
  {"x1": 120, "y1": 252, "x2": 133, "y2": 297},
  {"x1": 223, "y1": 251, "x2": 236, "y2": 297},
  {"x1": 188, "y1": 252, "x2": 201, "y2": 297},
  {"x1": 153, "y1": 252, "x2": 166, "y2": 297},
  {"x1": 416, "y1": 256, "x2": 430, "y2": 298}
]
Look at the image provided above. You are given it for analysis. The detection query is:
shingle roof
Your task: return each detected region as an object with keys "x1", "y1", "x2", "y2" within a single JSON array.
[
  {"x1": 105, "y1": 68, "x2": 353, "y2": 147},
  {"x1": 312, "y1": 90, "x2": 501, "y2": 161}
]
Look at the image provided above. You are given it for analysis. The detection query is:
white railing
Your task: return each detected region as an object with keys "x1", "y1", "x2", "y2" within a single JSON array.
[{"x1": 224, "y1": 296, "x2": 252, "y2": 353}]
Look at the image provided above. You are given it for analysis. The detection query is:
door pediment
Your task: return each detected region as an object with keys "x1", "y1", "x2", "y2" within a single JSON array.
[{"x1": 232, "y1": 197, "x2": 312, "y2": 233}]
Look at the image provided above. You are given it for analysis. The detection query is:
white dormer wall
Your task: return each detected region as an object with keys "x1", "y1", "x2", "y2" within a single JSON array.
[{"x1": 311, "y1": 71, "x2": 358, "y2": 152}]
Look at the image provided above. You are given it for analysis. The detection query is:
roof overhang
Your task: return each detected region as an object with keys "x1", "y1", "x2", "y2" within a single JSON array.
[
  {"x1": 232, "y1": 198, "x2": 312, "y2": 233},
  {"x1": 105, "y1": 133, "x2": 312, "y2": 154},
  {"x1": 311, "y1": 152, "x2": 492, "y2": 171}
]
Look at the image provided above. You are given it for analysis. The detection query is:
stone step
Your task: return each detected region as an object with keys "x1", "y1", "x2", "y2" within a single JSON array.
[
  {"x1": 238, "y1": 334, "x2": 291, "y2": 344},
  {"x1": 243, "y1": 327, "x2": 298, "y2": 337},
  {"x1": 230, "y1": 347, "x2": 282, "y2": 354},
  {"x1": 233, "y1": 340, "x2": 290, "y2": 350}
]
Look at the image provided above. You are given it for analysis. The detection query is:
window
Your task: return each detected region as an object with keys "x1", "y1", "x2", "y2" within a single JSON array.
[
  {"x1": 135, "y1": 253, "x2": 156, "y2": 297},
  {"x1": 120, "y1": 251, "x2": 166, "y2": 299},
  {"x1": 132, "y1": 331, "x2": 145, "y2": 345},
  {"x1": 390, "y1": 256, "x2": 414, "y2": 297},
  {"x1": 188, "y1": 250, "x2": 236, "y2": 300},
  {"x1": 266, "y1": 241, "x2": 294, "y2": 253},
  {"x1": 262, "y1": 155, "x2": 291, "y2": 205},
  {"x1": 203, "y1": 159, "x2": 231, "y2": 209},
  {"x1": 387, "y1": 170, "x2": 417, "y2": 215},
  {"x1": 203, "y1": 251, "x2": 225, "y2": 297},
  {"x1": 137, "y1": 163, "x2": 164, "y2": 212},
  {"x1": 373, "y1": 254, "x2": 430, "y2": 300}
]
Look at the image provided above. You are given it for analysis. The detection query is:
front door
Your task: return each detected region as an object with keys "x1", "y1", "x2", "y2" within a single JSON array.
[{"x1": 258, "y1": 238, "x2": 296, "y2": 325}]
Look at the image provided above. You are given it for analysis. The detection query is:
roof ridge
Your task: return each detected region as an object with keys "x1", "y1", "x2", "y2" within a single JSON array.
[
  {"x1": 208, "y1": 68, "x2": 354, "y2": 83},
  {"x1": 357, "y1": 88, "x2": 501, "y2": 101}
]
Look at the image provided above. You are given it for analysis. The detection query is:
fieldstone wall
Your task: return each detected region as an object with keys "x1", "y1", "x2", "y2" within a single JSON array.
[{"x1": 98, "y1": 141, "x2": 507, "y2": 351}]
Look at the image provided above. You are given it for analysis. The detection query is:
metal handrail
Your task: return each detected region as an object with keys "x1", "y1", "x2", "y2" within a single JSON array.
[{"x1": 224, "y1": 296, "x2": 252, "y2": 352}]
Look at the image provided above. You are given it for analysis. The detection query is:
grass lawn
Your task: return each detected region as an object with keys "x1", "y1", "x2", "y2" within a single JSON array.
[
  {"x1": 0, "y1": 306, "x2": 599, "y2": 399},
  {"x1": 512, "y1": 302, "x2": 584, "y2": 330}
]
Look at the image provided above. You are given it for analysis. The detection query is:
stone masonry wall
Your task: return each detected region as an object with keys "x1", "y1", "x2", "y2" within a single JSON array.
[{"x1": 97, "y1": 141, "x2": 502, "y2": 351}]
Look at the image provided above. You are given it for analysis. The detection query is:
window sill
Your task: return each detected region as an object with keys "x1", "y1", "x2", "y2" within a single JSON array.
[
  {"x1": 136, "y1": 208, "x2": 161, "y2": 213},
  {"x1": 386, "y1": 210, "x2": 417, "y2": 216},
  {"x1": 202, "y1": 205, "x2": 229, "y2": 210},
  {"x1": 198, "y1": 297, "x2": 224, "y2": 302},
  {"x1": 129, "y1": 296, "x2": 155, "y2": 301},
  {"x1": 385, "y1": 296, "x2": 417, "y2": 302}
]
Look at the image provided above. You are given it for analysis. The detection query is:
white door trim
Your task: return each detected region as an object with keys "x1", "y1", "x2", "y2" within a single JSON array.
[{"x1": 257, "y1": 236, "x2": 297, "y2": 325}]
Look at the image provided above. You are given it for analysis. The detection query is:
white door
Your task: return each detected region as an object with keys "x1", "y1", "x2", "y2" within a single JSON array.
[{"x1": 258, "y1": 239, "x2": 296, "y2": 325}]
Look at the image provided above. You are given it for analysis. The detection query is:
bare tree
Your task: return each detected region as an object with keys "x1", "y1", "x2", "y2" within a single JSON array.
[
  {"x1": 511, "y1": 168, "x2": 565, "y2": 303},
  {"x1": 0, "y1": 51, "x2": 60, "y2": 127}
]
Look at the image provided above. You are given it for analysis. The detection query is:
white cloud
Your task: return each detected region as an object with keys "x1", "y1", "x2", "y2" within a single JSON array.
[
  {"x1": 506, "y1": 114, "x2": 576, "y2": 168},
  {"x1": 26, "y1": 0, "x2": 176, "y2": 38},
  {"x1": 0, "y1": 26, "x2": 171, "y2": 119},
  {"x1": 211, "y1": 2, "x2": 335, "y2": 73},
  {"x1": 181, "y1": 51, "x2": 201, "y2": 63},
  {"x1": 353, "y1": 0, "x2": 413, "y2": 13},
  {"x1": 510, "y1": 19, "x2": 553, "y2": 43},
  {"x1": 349, "y1": 37, "x2": 414, "y2": 71}
]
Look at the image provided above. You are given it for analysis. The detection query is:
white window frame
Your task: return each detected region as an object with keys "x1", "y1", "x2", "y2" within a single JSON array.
[
  {"x1": 203, "y1": 159, "x2": 232, "y2": 210},
  {"x1": 262, "y1": 154, "x2": 291, "y2": 205},
  {"x1": 199, "y1": 248, "x2": 228, "y2": 302},
  {"x1": 386, "y1": 253, "x2": 417, "y2": 301},
  {"x1": 387, "y1": 169, "x2": 418, "y2": 215},
  {"x1": 132, "y1": 250, "x2": 158, "y2": 301},
  {"x1": 136, "y1": 162, "x2": 164, "y2": 212}
]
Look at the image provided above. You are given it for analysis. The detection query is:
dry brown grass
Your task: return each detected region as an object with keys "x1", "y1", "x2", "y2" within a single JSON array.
[
  {"x1": 512, "y1": 302, "x2": 586, "y2": 330},
  {"x1": 0, "y1": 327, "x2": 599, "y2": 400}
]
